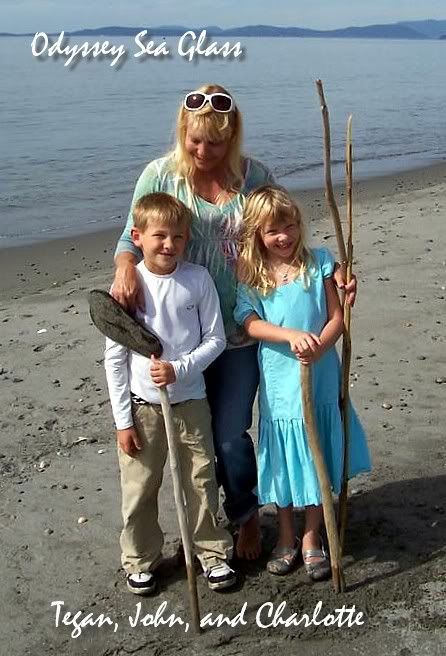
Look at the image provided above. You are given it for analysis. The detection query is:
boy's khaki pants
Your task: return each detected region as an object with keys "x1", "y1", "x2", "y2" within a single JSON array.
[{"x1": 118, "y1": 398, "x2": 233, "y2": 574}]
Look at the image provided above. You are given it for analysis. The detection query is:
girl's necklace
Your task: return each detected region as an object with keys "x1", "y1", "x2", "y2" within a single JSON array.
[{"x1": 271, "y1": 262, "x2": 295, "y2": 283}]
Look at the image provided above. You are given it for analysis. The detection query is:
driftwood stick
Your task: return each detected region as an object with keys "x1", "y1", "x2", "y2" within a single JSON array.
[
  {"x1": 315, "y1": 79, "x2": 347, "y2": 263},
  {"x1": 301, "y1": 365, "x2": 345, "y2": 593},
  {"x1": 338, "y1": 116, "x2": 354, "y2": 554},
  {"x1": 159, "y1": 387, "x2": 201, "y2": 634}
]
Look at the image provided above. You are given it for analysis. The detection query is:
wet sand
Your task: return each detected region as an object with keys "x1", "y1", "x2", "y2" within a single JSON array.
[{"x1": 0, "y1": 163, "x2": 445, "y2": 655}]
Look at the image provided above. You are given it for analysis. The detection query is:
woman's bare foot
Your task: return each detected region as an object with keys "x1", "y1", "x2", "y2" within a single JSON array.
[{"x1": 235, "y1": 512, "x2": 262, "y2": 560}]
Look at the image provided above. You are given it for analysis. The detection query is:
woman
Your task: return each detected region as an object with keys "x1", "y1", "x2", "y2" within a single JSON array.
[{"x1": 111, "y1": 84, "x2": 355, "y2": 559}]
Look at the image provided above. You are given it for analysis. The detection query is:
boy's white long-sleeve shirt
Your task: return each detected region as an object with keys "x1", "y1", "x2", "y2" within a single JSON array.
[{"x1": 104, "y1": 261, "x2": 226, "y2": 430}]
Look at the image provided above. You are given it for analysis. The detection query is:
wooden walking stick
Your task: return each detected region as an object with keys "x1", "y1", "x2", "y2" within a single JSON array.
[
  {"x1": 315, "y1": 80, "x2": 355, "y2": 556},
  {"x1": 159, "y1": 386, "x2": 201, "y2": 634},
  {"x1": 338, "y1": 116, "x2": 354, "y2": 555},
  {"x1": 88, "y1": 291, "x2": 201, "y2": 634},
  {"x1": 301, "y1": 365, "x2": 345, "y2": 593},
  {"x1": 315, "y1": 79, "x2": 347, "y2": 263}
]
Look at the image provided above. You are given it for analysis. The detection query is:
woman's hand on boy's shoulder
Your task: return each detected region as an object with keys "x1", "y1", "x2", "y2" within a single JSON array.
[
  {"x1": 117, "y1": 426, "x2": 142, "y2": 457},
  {"x1": 112, "y1": 253, "x2": 145, "y2": 312}
]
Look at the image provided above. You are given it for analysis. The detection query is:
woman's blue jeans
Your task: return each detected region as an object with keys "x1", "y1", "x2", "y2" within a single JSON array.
[{"x1": 204, "y1": 344, "x2": 259, "y2": 526}]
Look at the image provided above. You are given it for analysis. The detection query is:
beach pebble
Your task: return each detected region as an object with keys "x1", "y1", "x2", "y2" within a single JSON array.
[
  {"x1": 435, "y1": 377, "x2": 446, "y2": 384},
  {"x1": 37, "y1": 460, "x2": 50, "y2": 471},
  {"x1": 416, "y1": 355, "x2": 426, "y2": 361},
  {"x1": 44, "y1": 528, "x2": 54, "y2": 536},
  {"x1": 56, "y1": 450, "x2": 71, "y2": 458},
  {"x1": 382, "y1": 402, "x2": 393, "y2": 410},
  {"x1": 36, "y1": 329, "x2": 47, "y2": 334},
  {"x1": 77, "y1": 517, "x2": 88, "y2": 524},
  {"x1": 97, "y1": 449, "x2": 106, "y2": 455}
]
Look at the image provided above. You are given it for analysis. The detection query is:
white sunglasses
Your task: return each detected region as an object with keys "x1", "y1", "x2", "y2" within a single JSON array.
[{"x1": 183, "y1": 92, "x2": 234, "y2": 113}]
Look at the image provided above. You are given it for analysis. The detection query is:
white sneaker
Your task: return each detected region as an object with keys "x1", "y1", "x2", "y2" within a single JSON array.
[
  {"x1": 126, "y1": 571, "x2": 157, "y2": 595},
  {"x1": 204, "y1": 562, "x2": 237, "y2": 591}
]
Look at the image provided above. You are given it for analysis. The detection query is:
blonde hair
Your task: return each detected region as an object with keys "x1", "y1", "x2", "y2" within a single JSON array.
[
  {"x1": 171, "y1": 83, "x2": 244, "y2": 190},
  {"x1": 133, "y1": 192, "x2": 192, "y2": 232},
  {"x1": 237, "y1": 185, "x2": 314, "y2": 295}
]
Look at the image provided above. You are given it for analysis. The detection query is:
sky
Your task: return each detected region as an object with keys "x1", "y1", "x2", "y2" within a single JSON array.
[{"x1": 1, "y1": 0, "x2": 446, "y2": 33}]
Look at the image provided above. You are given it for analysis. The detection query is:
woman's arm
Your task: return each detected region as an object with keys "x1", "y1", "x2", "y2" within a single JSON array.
[{"x1": 111, "y1": 160, "x2": 163, "y2": 310}]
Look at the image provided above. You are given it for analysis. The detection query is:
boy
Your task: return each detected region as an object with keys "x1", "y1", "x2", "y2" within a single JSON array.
[{"x1": 104, "y1": 192, "x2": 235, "y2": 594}]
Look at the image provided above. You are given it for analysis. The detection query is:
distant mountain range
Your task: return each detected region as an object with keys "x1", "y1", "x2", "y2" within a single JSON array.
[{"x1": 2, "y1": 19, "x2": 446, "y2": 40}]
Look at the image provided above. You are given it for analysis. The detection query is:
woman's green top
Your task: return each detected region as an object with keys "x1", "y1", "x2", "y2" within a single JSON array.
[{"x1": 116, "y1": 155, "x2": 274, "y2": 346}]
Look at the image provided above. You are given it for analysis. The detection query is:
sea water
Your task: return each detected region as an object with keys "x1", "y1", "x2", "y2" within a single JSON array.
[{"x1": 1, "y1": 36, "x2": 445, "y2": 246}]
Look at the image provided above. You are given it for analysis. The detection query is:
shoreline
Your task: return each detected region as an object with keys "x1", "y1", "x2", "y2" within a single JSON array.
[{"x1": 2, "y1": 160, "x2": 446, "y2": 300}]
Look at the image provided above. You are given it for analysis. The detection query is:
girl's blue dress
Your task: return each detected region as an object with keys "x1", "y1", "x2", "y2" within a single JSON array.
[{"x1": 234, "y1": 247, "x2": 371, "y2": 508}]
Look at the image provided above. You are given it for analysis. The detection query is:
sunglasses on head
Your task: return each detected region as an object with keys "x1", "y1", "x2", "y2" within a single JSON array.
[{"x1": 184, "y1": 92, "x2": 234, "y2": 113}]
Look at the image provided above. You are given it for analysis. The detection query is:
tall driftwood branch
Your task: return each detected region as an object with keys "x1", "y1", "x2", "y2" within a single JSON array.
[
  {"x1": 338, "y1": 115, "x2": 354, "y2": 554},
  {"x1": 159, "y1": 387, "x2": 201, "y2": 634},
  {"x1": 315, "y1": 79, "x2": 347, "y2": 263},
  {"x1": 301, "y1": 365, "x2": 345, "y2": 593}
]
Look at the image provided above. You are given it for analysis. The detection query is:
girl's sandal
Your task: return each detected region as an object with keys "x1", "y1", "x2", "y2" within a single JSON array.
[
  {"x1": 267, "y1": 539, "x2": 301, "y2": 576},
  {"x1": 302, "y1": 541, "x2": 331, "y2": 582}
]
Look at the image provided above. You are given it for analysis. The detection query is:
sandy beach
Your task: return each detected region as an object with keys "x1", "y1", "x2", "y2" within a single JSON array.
[{"x1": 1, "y1": 163, "x2": 445, "y2": 655}]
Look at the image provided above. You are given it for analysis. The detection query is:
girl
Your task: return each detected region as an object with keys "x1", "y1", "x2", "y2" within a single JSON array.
[{"x1": 234, "y1": 185, "x2": 371, "y2": 580}]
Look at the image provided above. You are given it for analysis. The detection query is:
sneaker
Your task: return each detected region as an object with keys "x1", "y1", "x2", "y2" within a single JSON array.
[
  {"x1": 204, "y1": 562, "x2": 237, "y2": 591},
  {"x1": 126, "y1": 571, "x2": 157, "y2": 595}
]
